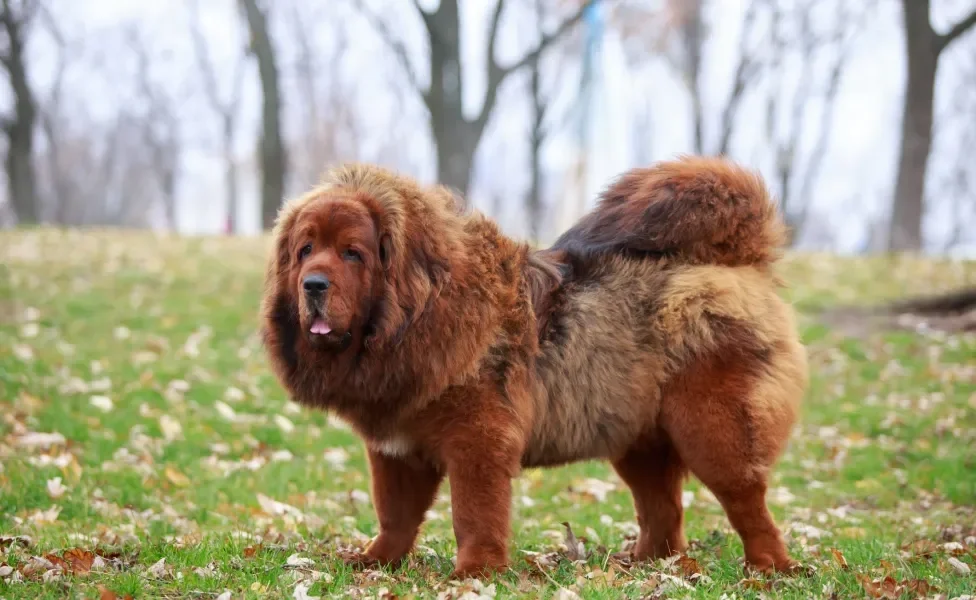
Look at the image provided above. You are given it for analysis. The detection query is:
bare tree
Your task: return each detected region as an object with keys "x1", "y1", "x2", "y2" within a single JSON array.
[
  {"x1": 353, "y1": 0, "x2": 594, "y2": 200},
  {"x1": 762, "y1": 0, "x2": 872, "y2": 244},
  {"x1": 659, "y1": 0, "x2": 705, "y2": 153},
  {"x1": 288, "y1": 3, "x2": 359, "y2": 188},
  {"x1": 188, "y1": 0, "x2": 245, "y2": 233},
  {"x1": 36, "y1": 4, "x2": 70, "y2": 223},
  {"x1": 639, "y1": 0, "x2": 762, "y2": 156},
  {"x1": 889, "y1": 0, "x2": 976, "y2": 251},
  {"x1": 525, "y1": 0, "x2": 580, "y2": 242},
  {"x1": 126, "y1": 26, "x2": 181, "y2": 231},
  {"x1": 0, "y1": 0, "x2": 40, "y2": 225},
  {"x1": 239, "y1": 0, "x2": 286, "y2": 230}
]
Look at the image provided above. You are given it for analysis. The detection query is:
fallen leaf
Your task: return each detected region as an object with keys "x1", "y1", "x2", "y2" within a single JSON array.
[
  {"x1": 215, "y1": 401, "x2": 237, "y2": 422},
  {"x1": 16, "y1": 432, "x2": 66, "y2": 449},
  {"x1": 738, "y1": 578, "x2": 771, "y2": 590},
  {"x1": 947, "y1": 556, "x2": 971, "y2": 574},
  {"x1": 20, "y1": 555, "x2": 57, "y2": 578},
  {"x1": 828, "y1": 547, "x2": 849, "y2": 569},
  {"x1": 243, "y1": 544, "x2": 262, "y2": 558},
  {"x1": 215, "y1": 592, "x2": 232, "y2": 600},
  {"x1": 676, "y1": 555, "x2": 702, "y2": 576},
  {"x1": 225, "y1": 387, "x2": 246, "y2": 402},
  {"x1": 552, "y1": 588, "x2": 581, "y2": 600},
  {"x1": 286, "y1": 553, "x2": 315, "y2": 568},
  {"x1": 905, "y1": 539, "x2": 939, "y2": 558},
  {"x1": 257, "y1": 493, "x2": 303, "y2": 518},
  {"x1": 159, "y1": 415, "x2": 182, "y2": 442},
  {"x1": 0, "y1": 564, "x2": 14, "y2": 577},
  {"x1": 323, "y1": 448, "x2": 349, "y2": 469},
  {"x1": 572, "y1": 478, "x2": 616, "y2": 502},
  {"x1": 148, "y1": 557, "x2": 168, "y2": 578},
  {"x1": 164, "y1": 466, "x2": 190, "y2": 487},
  {"x1": 0, "y1": 535, "x2": 32, "y2": 549},
  {"x1": 97, "y1": 584, "x2": 134, "y2": 600},
  {"x1": 858, "y1": 574, "x2": 900, "y2": 599},
  {"x1": 89, "y1": 395, "x2": 113, "y2": 412},
  {"x1": 46, "y1": 477, "x2": 68, "y2": 499},
  {"x1": 275, "y1": 415, "x2": 295, "y2": 433},
  {"x1": 561, "y1": 522, "x2": 586, "y2": 561},
  {"x1": 903, "y1": 579, "x2": 935, "y2": 596}
]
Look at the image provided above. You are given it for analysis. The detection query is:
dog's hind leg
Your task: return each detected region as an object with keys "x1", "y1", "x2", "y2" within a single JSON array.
[
  {"x1": 613, "y1": 440, "x2": 689, "y2": 561},
  {"x1": 660, "y1": 347, "x2": 804, "y2": 574}
]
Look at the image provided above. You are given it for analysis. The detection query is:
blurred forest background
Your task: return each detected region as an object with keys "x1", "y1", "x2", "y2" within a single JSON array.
[{"x1": 1, "y1": 0, "x2": 975, "y2": 255}]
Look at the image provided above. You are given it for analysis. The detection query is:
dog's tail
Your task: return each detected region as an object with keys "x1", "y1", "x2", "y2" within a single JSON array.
[{"x1": 552, "y1": 155, "x2": 787, "y2": 269}]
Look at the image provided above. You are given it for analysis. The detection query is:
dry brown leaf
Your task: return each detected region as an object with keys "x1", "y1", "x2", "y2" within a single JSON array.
[
  {"x1": 0, "y1": 535, "x2": 32, "y2": 549},
  {"x1": 98, "y1": 584, "x2": 134, "y2": 600},
  {"x1": 904, "y1": 539, "x2": 939, "y2": 558},
  {"x1": 676, "y1": 555, "x2": 702, "y2": 576},
  {"x1": 903, "y1": 579, "x2": 935, "y2": 596},
  {"x1": 561, "y1": 522, "x2": 586, "y2": 562},
  {"x1": 164, "y1": 466, "x2": 190, "y2": 487},
  {"x1": 738, "y1": 577, "x2": 771, "y2": 590},
  {"x1": 243, "y1": 544, "x2": 262, "y2": 558},
  {"x1": 858, "y1": 574, "x2": 901, "y2": 599},
  {"x1": 19, "y1": 555, "x2": 57, "y2": 578},
  {"x1": 61, "y1": 548, "x2": 96, "y2": 574},
  {"x1": 828, "y1": 547, "x2": 849, "y2": 569}
]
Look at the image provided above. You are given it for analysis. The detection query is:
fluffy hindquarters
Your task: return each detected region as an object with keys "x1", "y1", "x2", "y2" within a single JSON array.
[{"x1": 617, "y1": 336, "x2": 805, "y2": 573}]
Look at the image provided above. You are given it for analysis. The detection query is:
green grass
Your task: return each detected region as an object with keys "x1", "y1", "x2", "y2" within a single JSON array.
[{"x1": 1, "y1": 228, "x2": 975, "y2": 599}]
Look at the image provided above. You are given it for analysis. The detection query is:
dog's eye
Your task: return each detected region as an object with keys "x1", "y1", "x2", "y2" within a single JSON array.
[
  {"x1": 298, "y1": 244, "x2": 312, "y2": 261},
  {"x1": 342, "y1": 248, "x2": 362, "y2": 262}
]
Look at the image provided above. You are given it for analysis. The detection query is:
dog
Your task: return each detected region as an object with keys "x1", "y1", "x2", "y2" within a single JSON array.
[{"x1": 259, "y1": 155, "x2": 808, "y2": 578}]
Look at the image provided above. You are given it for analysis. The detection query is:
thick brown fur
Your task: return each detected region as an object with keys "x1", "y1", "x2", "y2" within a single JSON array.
[{"x1": 260, "y1": 155, "x2": 809, "y2": 579}]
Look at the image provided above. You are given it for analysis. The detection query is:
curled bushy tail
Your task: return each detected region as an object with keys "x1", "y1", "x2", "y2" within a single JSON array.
[{"x1": 552, "y1": 155, "x2": 787, "y2": 268}]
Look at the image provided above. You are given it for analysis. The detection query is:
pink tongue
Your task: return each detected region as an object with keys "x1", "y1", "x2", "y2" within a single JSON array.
[{"x1": 310, "y1": 318, "x2": 332, "y2": 335}]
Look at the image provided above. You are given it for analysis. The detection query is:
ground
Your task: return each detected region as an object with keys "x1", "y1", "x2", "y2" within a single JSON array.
[{"x1": 1, "y1": 228, "x2": 974, "y2": 600}]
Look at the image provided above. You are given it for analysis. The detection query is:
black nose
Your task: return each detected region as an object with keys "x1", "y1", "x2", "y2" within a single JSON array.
[{"x1": 303, "y1": 274, "x2": 330, "y2": 294}]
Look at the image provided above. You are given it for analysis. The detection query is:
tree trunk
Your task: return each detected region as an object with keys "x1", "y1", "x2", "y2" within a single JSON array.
[
  {"x1": 889, "y1": 0, "x2": 938, "y2": 252},
  {"x1": 239, "y1": 0, "x2": 286, "y2": 230},
  {"x1": 434, "y1": 125, "x2": 476, "y2": 197},
  {"x1": 224, "y1": 120, "x2": 239, "y2": 235},
  {"x1": 6, "y1": 122, "x2": 37, "y2": 224},
  {"x1": 2, "y1": 8, "x2": 39, "y2": 225},
  {"x1": 527, "y1": 55, "x2": 544, "y2": 242},
  {"x1": 683, "y1": 0, "x2": 704, "y2": 155}
]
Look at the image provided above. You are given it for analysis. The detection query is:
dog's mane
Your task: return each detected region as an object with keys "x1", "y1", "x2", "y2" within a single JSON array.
[{"x1": 260, "y1": 163, "x2": 522, "y2": 434}]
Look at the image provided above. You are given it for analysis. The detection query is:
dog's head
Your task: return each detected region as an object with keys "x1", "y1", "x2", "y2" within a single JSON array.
[
  {"x1": 261, "y1": 164, "x2": 459, "y2": 372},
  {"x1": 284, "y1": 191, "x2": 388, "y2": 351}
]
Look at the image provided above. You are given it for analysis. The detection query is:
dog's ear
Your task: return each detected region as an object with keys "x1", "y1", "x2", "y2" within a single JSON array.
[
  {"x1": 262, "y1": 193, "x2": 314, "y2": 297},
  {"x1": 379, "y1": 233, "x2": 392, "y2": 270}
]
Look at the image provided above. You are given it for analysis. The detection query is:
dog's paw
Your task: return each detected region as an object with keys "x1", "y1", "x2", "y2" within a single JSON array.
[
  {"x1": 744, "y1": 558, "x2": 811, "y2": 578},
  {"x1": 338, "y1": 550, "x2": 383, "y2": 570},
  {"x1": 450, "y1": 561, "x2": 508, "y2": 581}
]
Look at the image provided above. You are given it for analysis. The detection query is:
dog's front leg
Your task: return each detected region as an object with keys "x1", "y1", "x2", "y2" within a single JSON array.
[
  {"x1": 440, "y1": 409, "x2": 522, "y2": 579},
  {"x1": 347, "y1": 450, "x2": 443, "y2": 569}
]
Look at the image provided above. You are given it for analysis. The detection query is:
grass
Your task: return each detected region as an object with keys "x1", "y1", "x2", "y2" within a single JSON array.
[{"x1": 1, "y1": 227, "x2": 974, "y2": 599}]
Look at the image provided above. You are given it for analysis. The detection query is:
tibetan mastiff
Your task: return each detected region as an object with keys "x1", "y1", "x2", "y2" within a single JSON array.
[{"x1": 260, "y1": 156, "x2": 808, "y2": 578}]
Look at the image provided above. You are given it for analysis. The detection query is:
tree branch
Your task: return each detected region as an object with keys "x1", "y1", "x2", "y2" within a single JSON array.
[
  {"x1": 716, "y1": 0, "x2": 761, "y2": 155},
  {"x1": 938, "y1": 8, "x2": 976, "y2": 52},
  {"x1": 477, "y1": 0, "x2": 594, "y2": 129},
  {"x1": 187, "y1": 0, "x2": 225, "y2": 112},
  {"x1": 351, "y1": 0, "x2": 427, "y2": 100}
]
